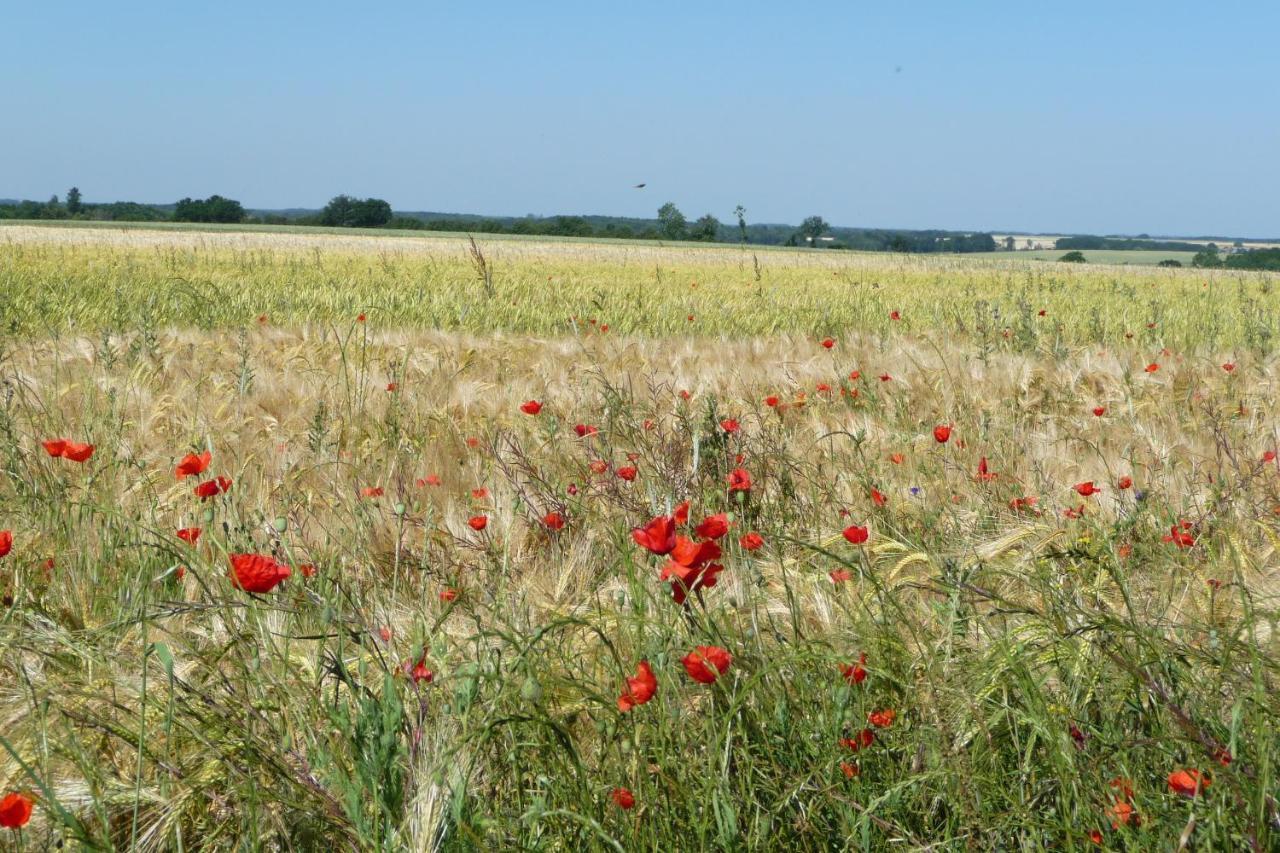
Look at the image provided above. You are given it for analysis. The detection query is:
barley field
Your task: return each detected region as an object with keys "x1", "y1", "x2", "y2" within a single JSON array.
[{"x1": 1, "y1": 225, "x2": 1279, "y2": 850}]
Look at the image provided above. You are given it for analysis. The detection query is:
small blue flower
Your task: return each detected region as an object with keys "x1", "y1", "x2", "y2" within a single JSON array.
[
  {"x1": 909, "y1": 486, "x2": 922, "y2": 496},
  {"x1": 1134, "y1": 490, "x2": 1147, "y2": 502}
]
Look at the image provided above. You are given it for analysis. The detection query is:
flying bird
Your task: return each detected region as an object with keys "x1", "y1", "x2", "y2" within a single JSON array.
[{"x1": 633, "y1": 183, "x2": 646, "y2": 189}]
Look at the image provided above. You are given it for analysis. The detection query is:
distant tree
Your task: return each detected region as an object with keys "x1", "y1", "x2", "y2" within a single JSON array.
[
  {"x1": 690, "y1": 213, "x2": 721, "y2": 242},
  {"x1": 174, "y1": 195, "x2": 246, "y2": 223},
  {"x1": 657, "y1": 202, "x2": 687, "y2": 240},
  {"x1": 734, "y1": 205, "x2": 748, "y2": 243},
  {"x1": 320, "y1": 195, "x2": 392, "y2": 228},
  {"x1": 1003, "y1": 236, "x2": 1015, "y2": 251},
  {"x1": 798, "y1": 215, "x2": 829, "y2": 246},
  {"x1": 1059, "y1": 251, "x2": 1088, "y2": 263},
  {"x1": 1157, "y1": 259, "x2": 1183, "y2": 268},
  {"x1": 66, "y1": 187, "x2": 82, "y2": 215},
  {"x1": 1191, "y1": 246, "x2": 1223, "y2": 268}
]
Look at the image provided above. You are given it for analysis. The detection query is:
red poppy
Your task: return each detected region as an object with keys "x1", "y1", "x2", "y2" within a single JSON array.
[
  {"x1": 61, "y1": 442, "x2": 95, "y2": 462},
  {"x1": 356, "y1": 313, "x2": 366, "y2": 323},
  {"x1": 1163, "y1": 521, "x2": 1196, "y2": 548},
  {"x1": 194, "y1": 476, "x2": 232, "y2": 500},
  {"x1": 933, "y1": 425, "x2": 952, "y2": 444},
  {"x1": 695, "y1": 513, "x2": 730, "y2": 540},
  {"x1": 228, "y1": 553, "x2": 291, "y2": 593},
  {"x1": 976, "y1": 457, "x2": 998, "y2": 482},
  {"x1": 175, "y1": 450, "x2": 212, "y2": 479},
  {"x1": 589, "y1": 460, "x2": 609, "y2": 474},
  {"x1": 574, "y1": 423, "x2": 598, "y2": 438},
  {"x1": 543, "y1": 511, "x2": 565, "y2": 530},
  {"x1": 298, "y1": 563, "x2": 317, "y2": 578},
  {"x1": 176, "y1": 527, "x2": 202, "y2": 545},
  {"x1": 471, "y1": 487, "x2": 490, "y2": 499},
  {"x1": 361, "y1": 486, "x2": 384, "y2": 499},
  {"x1": 674, "y1": 500, "x2": 690, "y2": 525},
  {"x1": 879, "y1": 374, "x2": 892, "y2": 382},
  {"x1": 830, "y1": 568, "x2": 852, "y2": 583},
  {"x1": 1088, "y1": 829, "x2": 1103, "y2": 845},
  {"x1": 1064, "y1": 505, "x2": 1085, "y2": 519},
  {"x1": 821, "y1": 337, "x2": 836, "y2": 349},
  {"x1": 0, "y1": 792, "x2": 33, "y2": 829},
  {"x1": 439, "y1": 588, "x2": 459, "y2": 602},
  {"x1": 1222, "y1": 362, "x2": 1235, "y2": 372},
  {"x1": 660, "y1": 537, "x2": 724, "y2": 603},
  {"x1": 720, "y1": 418, "x2": 740, "y2": 433},
  {"x1": 632, "y1": 515, "x2": 676, "y2": 555},
  {"x1": 423, "y1": 474, "x2": 442, "y2": 487},
  {"x1": 868, "y1": 708, "x2": 896, "y2": 728},
  {"x1": 1167, "y1": 769, "x2": 1209, "y2": 798},
  {"x1": 1038, "y1": 309, "x2": 1047, "y2": 317},
  {"x1": 889, "y1": 310, "x2": 901, "y2": 321},
  {"x1": 386, "y1": 382, "x2": 398, "y2": 392},
  {"x1": 1074, "y1": 481, "x2": 1101, "y2": 497},
  {"x1": 739, "y1": 531, "x2": 764, "y2": 551},
  {"x1": 870, "y1": 487, "x2": 887, "y2": 506},
  {"x1": 610, "y1": 787, "x2": 635, "y2": 810},
  {"x1": 840, "y1": 653, "x2": 868, "y2": 685},
  {"x1": 842, "y1": 525, "x2": 869, "y2": 545},
  {"x1": 1107, "y1": 800, "x2": 1138, "y2": 829},
  {"x1": 1010, "y1": 496, "x2": 1038, "y2": 512},
  {"x1": 840, "y1": 728, "x2": 875, "y2": 751},
  {"x1": 727, "y1": 468, "x2": 752, "y2": 491},
  {"x1": 1092, "y1": 406, "x2": 1105, "y2": 417},
  {"x1": 466, "y1": 437, "x2": 480, "y2": 448},
  {"x1": 406, "y1": 657, "x2": 433, "y2": 684},
  {"x1": 1264, "y1": 450, "x2": 1277, "y2": 463},
  {"x1": 0, "y1": 530, "x2": 12, "y2": 559},
  {"x1": 682, "y1": 645, "x2": 732, "y2": 684},
  {"x1": 616, "y1": 466, "x2": 638, "y2": 481},
  {"x1": 42, "y1": 438, "x2": 68, "y2": 457},
  {"x1": 889, "y1": 453, "x2": 904, "y2": 465},
  {"x1": 520, "y1": 400, "x2": 543, "y2": 415},
  {"x1": 618, "y1": 660, "x2": 657, "y2": 712},
  {"x1": 840, "y1": 762, "x2": 859, "y2": 778},
  {"x1": 764, "y1": 395, "x2": 780, "y2": 407},
  {"x1": 1117, "y1": 476, "x2": 1133, "y2": 490},
  {"x1": 1144, "y1": 363, "x2": 1159, "y2": 373},
  {"x1": 468, "y1": 515, "x2": 488, "y2": 531}
]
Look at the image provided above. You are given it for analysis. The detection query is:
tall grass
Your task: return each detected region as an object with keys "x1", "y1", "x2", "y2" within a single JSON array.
[{"x1": 0, "y1": 229, "x2": 1277, "y2": 849}]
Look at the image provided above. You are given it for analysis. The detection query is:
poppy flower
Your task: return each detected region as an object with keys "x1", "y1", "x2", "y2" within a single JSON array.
[
  {"x1": 616, "y1": 466, "x2": 638, "y2": 481},
  {"x1": 42, "y1": 439, "x2": 67, "y2": 457},
  {"x1": 543, "y1": 511, "x2": 565, "y2": 530},
  {"x1": 842, "y1": 525, "x2": 869, "y2": 545},
  {"x1": 0, "y1": 530, "x2": 11, "y2": 559},
  {"x1": 0, "y1": 792, "x2": 33, "y2": 829},
  {"x1": 520, "y1": 400, "x2": 543, "y2": 415},
  {"x1": 194, "y1": 476, "x2": 232, "y2": 500},
  {"x1": 695, "y1": 513, "x2": 729, "y2": 540},
  {"x1": 1092, "y1": 406, "x2": 1105, "y2": 417},
  {"x1": 673, "y1": 500, "x2": 690, "y2": 525},
  {"x1": 976, "y1": 457, "x2": 998, "y2": 482},
  {"x1": 422, "y1": 474, "x2": 442, "y2": 487},
  {"x1": 868, "y1": 708, "x2": 896, "y2": 728},
  {"x1": 1010, "y1": 496, "x2": 1038, "y2": 512},
  {"x1": 439, "y1": 588, "x2": 459, "y2": 602},
  {"x1": 589, "y1": 460, "x2": 609, "y2": 474},
  {"x1": 889, "y1": 310, "x2": 900, "y2": 321},
  {"x1": 611, "y1": 787, "x2": 635, "y2": 810},
  {"x1": 618, "y1": 660, "x2": 657, "y2": 712},
  {"x1": 1074, "y1": 481, "x2": 1101, "y2": 497},
  {"x1": 889, "y1": 453, "x2": 904, "y2": 465},
  {"x1": 1069, "y1": 724, "x2": 1087, "y2": 750},
  {"x1": 830, "y1": 569, "x2": 852, "y2": 583},
  {"x1": 840, "y1": 762, "x2": 859, "y2": 778},
  {"x1": 1064, "y1": 505, "x2": 1085, "y2": 519},
  {"x1": 1117, "y1": 476, "x2": 1132, "y2": 490},
  {"x1": 727, "y1": 468, "x2": 752, "y2": 491},
  {"x1": 361, "y1": 486, "x2": 384, "y2": 499},
  {"x1": 407, "y1": 657, "x2": 434, "y2": 684},
  {"x1": 468, "y1": 515, "x2": 488, "y2": 531},
  {"x1": 228, "y1": 553, "x2": 291, "y2": 593},
  {"x1": 356, "y1": 313, "x2": 367, "y2": 323},
  {"x1": 61, "y1": 442, "x2": 94, "y2": 462},
  {"x1": 1144, "y1": 363, "x2": 1159, "y2": 373},
  {"x1": 632, "y1": 515, "x2": 676, "y2": 555},
  {"x1": 682, "y1": 645, "x2": 732, "y2": 684},
  {"x1": 879, "y1": 374, "x2": 892, "y2": 382},
  {"x1": 821, "y1": 337, "x2": 836, "y2": 349},
  {"x1": 932, "y1": 425, "x2": 952, "y2": 444},
  {"x1": 466, "y1": 437, "x2": 480, "y2": 448},
  {"x1": 870, "y1": 487, "x2": 887, "y2": 506},
  {"x1": 678, "y1": 389, "x2": 691, "y2": 400},
  {"x1": 176, "y1": 527, "x2": 202, "y2": 546},
  {"x1": 1107, "y1": 800, "x2": 1138, "y2": 829},
  {"x1": 720, "y1": 418, "x2": 740, "y2": 433},
  {"x1": 1088, "y1": 829, "x2": 1103, "y2": 845},
  {"x1": 471, "y1": 487, "x2": 490, "y2": 499},
  {"x1": 386, "y1": 382, "x2": 398, "y2": 392},
  {"x1": 840, "y1": 728, "x2": 875, "y2": 751},
  {"x1": 1222, "y1": 362, "x2": 1235, "y2": 372},
  {"x1": 574, "y1": 424, "x2": 598, "y2": 438},
  {"x1": 1264, "y1": 450, "x2": 1277, "y2": 463},
  {"x1": 298, "y1": 563, "x2": 317, "y2": 578},
  {"x1": 840, "y1": 653, "x2": 868, "y2": 685},
  {"x1": 739, "y1": 531, "x2": 764, "y2": 551},
  {"x1": 175, "y1": 450, "x2": 212, "y2": 479},
  {"x1": 1163, "y1": 521, "x2": 1196, "y2": 548},
  {"x1": 764, "y1": 395, "x2": 780, "y2": 408},
  {"x1": 1167, "y1": 769, "x2": 1209, "y2": 798},
  {"x1": 660, "y1": 539, "x2": 724, "y2": 604}
]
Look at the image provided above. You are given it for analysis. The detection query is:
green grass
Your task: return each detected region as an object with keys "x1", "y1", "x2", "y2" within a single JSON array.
[{"x1": 1015, "y1": 249, "x2": 1200, "y2": 266}]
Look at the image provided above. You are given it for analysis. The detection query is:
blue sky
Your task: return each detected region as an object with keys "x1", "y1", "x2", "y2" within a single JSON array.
[{"x1": 3, "y1": 2, "x2": 1277, "y2": 236}]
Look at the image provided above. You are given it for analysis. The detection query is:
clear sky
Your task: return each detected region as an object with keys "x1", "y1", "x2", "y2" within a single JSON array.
[{"x1": 3, "y1": 1, "x2": 1277, "y2": 237}]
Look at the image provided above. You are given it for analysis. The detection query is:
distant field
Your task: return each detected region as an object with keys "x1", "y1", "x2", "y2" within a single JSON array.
[
  {"x1": 1015, "y1": 249, "x2": 1200, "y2": 266},
  {"x1": 1, "y1": 224, "x2": 1279, "y2": 849}
]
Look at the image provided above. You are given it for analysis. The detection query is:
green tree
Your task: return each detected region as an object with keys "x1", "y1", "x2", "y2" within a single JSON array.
[
  {"x1": 1059, "y1": 251, "x2": 1087, "y2": 263},
  {"x1": 66, "y1": 187, "x2": 82, "y2": 216},
  {"x1": 798, "y1": 215, "x2": 829, "y2": 247},
  {"x1": 690, "y1": 214, "x2": 721, "y2": 242},
  {"x1": 657, "y1": 202, "x2": 687, "y2": 240},
  {"x1": 174, "y1": 195, "x2": 246, "y2": 223},
  {"x1": 321, "y1": 195, "x2": 393, "y2": 228},
  {"x1": 734, "y1": 205, "x2": 748, "y2": 243},
  {"x1": 1191, "y1": 246, "x2": 1223, "y2": 268}
]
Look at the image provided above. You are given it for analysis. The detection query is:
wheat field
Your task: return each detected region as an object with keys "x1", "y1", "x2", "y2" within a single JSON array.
[{"x1": 1, "y1": 225, "x2": 1278, "y2": 850}]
